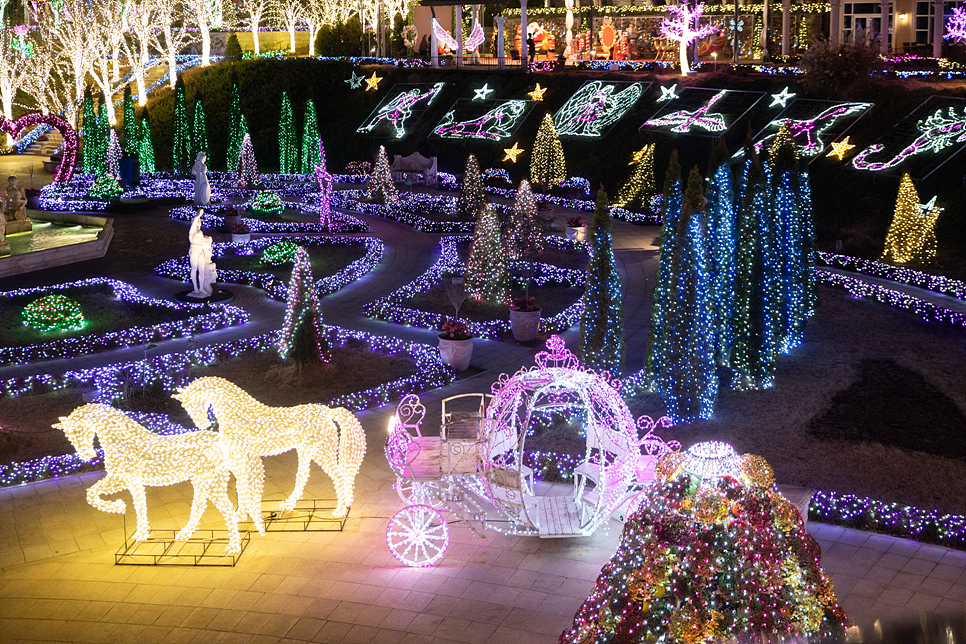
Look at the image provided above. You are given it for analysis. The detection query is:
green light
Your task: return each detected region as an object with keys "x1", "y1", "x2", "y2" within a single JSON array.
[{"x1": 23, "y1": 294, "x2": 86, "y2": 332}]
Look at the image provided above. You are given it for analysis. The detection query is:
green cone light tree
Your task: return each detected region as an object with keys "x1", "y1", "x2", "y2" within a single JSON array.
[
  {"x1": 122, "y1": 85, "x2": 137, "y2": 155},
  {"x1": 191, "y1": 100, "x2": 208, "y2": 163},
  {"x1": 172, "y1": 78, "x2": 191, "y2": 173},
  {"x1": 227, "y1": 79, "x2": 244, "y2": 168},
  {"x1": 300, "y1": 99, "x2": 322, "y2": 174},
  {"x1": 278, "y1": 92, "x2": 298, "y2": 174},
  {"x1": 139, "y1": 112, "x2": 155, "y2": 173},
  {"x1": 580, "y1": 190, "x2": 624, "y2": 375}
]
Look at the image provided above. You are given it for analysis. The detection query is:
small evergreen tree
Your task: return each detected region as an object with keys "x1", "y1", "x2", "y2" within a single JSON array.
[
  {"x1": 279, "y1": 247, "x2": 331, "y2": 366},
  {"x1": 82, "y1": 92, "x2": 97, "y2": 174},
  {"x1": 300, "y1": 99, "x2": 322, "y2": 174},
  {"x1": 122, "y1": 84, "x2": 137, "y2": 155},
  {"x1": 613, "y1": 143, "x2": 655, "y2": 208},
  {"x1": 172, "y1": 77, "x2": 191, "y2": 173},
  {"x1": 466, "y1": 204, "x2": 510, "y2": 303},
  {"x1": 580, "y1": 190, "x2": 624, "y2": 375},
  {"x1": 191, "y1": 100, "x2": 208, "y2": 163},
  {"x1": 227, "y1": 75, "x2": 244, "y2": 168},
  {"x1": 657, "y1": 167, "x2": 717, "y2": 423},
  {"x1": 881, "y1": 173, "x2": 940, "y2": 264},
  {"x1": 505, "y1": 179, "x2": 542, "y2": 261},
  {"x1": 530, "y1": 113, "x2": 566, "y2": 189},
  {"x1": 456, "y1": 154, "x2": 485, "y2": 220},
  {"x1": 224, "y1": 32, "x2": 242, "y2": 60},
  {"x1": 139, "y1": 112, "x2": 155, "y2": 173},
  {"x1": 92, "y1": 97, "x2": 109, "y2": 176},
  {"x1": 367, "y1": 145, "x2": 398, "y2": 204},
  {"x1": 236, "y1": 133, "x2": 259, "y2": 186},
  {"x1": 278, "y1": 92, "x2": 298, "y2": 174}
]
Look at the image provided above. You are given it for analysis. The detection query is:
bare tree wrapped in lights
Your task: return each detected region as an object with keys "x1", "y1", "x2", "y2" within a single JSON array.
[
  {"x1": 580, "y1": 190, "x2": 624, "y2": 375},
  {"x1": 466, "y1": 204, "x2": 510, "y2": 303},
  {"x1": 530, "y1": 113, "x2": 566, "y2": 190},
  {"x1": 367, "y1": 145, "x2": 399, "y2": 204},
  {"x1": 660, "y1": 2, "x2": 717, "y2": 75},
  {"x1": 456, "y1": 154, "x2": 485, "y2": 220},
  {"x1": 246, "y1": 0, "x2": 272, "y2": 55},
  {"x1": 155, "y1": 0, "x2": 197, "y2": 89}
]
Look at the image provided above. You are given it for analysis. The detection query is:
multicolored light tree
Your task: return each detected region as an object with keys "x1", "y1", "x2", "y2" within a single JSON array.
[
  {"x1": 367, "y1": 146, "x2": 398, "y2": 204},
  {"x1": 236, "y1": 133, "x2": 259, "y2": 187},
  {"x1": 456, "y1": 154, "x2": 485, "y2": 220},
  {"x1": 278, "y1": 247, "x2": 330, "y2": 364},
  {"x1": 466, "y1": 205, "x2": 510, "y2": 303},
  {"x1": 580, "y1": 190, "x2": 624, "y2": 375},
  {"x1": 651, "y1": 167, "x2": 717, "y2": 423},
  {"x1": 172, "y1": 79, "x2": 191, "y2": 174},
  {"x1": 300, "y1": 99, "x2": 322, "y2": 174},
  {"x1": 529, "y1": 113, "x2": 566, "y2": 190},
  {"x1": 881, "y1": 173, "x2": 941, "y2": 264},
  {"x1": 559, "y1": 442, "x2": 850, "y2": 643},
  {"x1": 278, "y1": 92, "x2": 298, "y2": 174}
]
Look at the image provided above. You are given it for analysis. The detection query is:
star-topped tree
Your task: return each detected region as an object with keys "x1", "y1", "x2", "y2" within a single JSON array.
[
  {"x1": 613, "y1": 143, "x2": 655, "y2": 208},
  {"x1": 530, "y1": 113, "x2": 566, "y2": 190},
  {"x1": 367, "y1": 145, "x2": 399, "y2": 204},
  {"x1": 881, "y1": 173, "x2": 941, "y2": 264},
  {"x1": 278, "y1": 247, "x2": 330, "y2": 364}
]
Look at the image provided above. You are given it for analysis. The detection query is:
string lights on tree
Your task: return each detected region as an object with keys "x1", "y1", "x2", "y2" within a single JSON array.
[
  {"x1": 172, "y1": 78, "x2": 191, "y2": 174},
  {"x1": 466, "y1": 205, "x2": 510, "y2": 303},
  {"x1": 660, "y1": 2, "x2": 717, "y2": 75},
  {"x1": 881, "y1": 173, "x2": 941, "y2": 264},
  {"x1": 278, "y1": 92, "x2": 297, "y2": 174},
  {"x1": 278, "y1": 247, "x2": 331, "y2": 363},
  {"x1": 106, "y1": 129, "x2": 121, "y2": 179},
  {"x1": 227, "y1": 78, "x2": 245, "y2": 168},
  {"x1": 505, "y1": 179, "x2": 543, "y2": 262},
  {"x1": 530, "y1": 113, "x2": 566, "y2": 190},
  {"x1": 613, "y1": 143, "x2": 655, "y2": 208},
  {"x1": 122, "y1": 85, "x2": 137, "y2": 155},
  {"x1": 191, "y1": 101, "x2": 208, "y2": 166},
  {"x1": 456, "y1": 154, "x2": 486, "y2": 220},
  {"x1": 236, "y1": 133, "x2": 259, "y2": 187},
  {"x1": 646, "y1": 150, "x2": 681, "y2": 392},
  {"x1": 139, "y1": 112, "x2": 155, "y2": 173},
  {"x1": 706, "y1": 139, "x2": 737, "y2": 368},
  {"x1": 580, "y1": 190, "x2": 624, "y2": 375},
  {"x1": 367, "y1": 145, "x2": 399, "y2": 204},
  {"x1": 300, "y1": 99, "x2": 322, "y2": 174}
]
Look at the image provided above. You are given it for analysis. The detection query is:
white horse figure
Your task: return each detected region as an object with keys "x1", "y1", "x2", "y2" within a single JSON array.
[
  {"x1": 53, "y1": 403, "x2": 247, "y2": 554},
  {"x1": 173, "y1": 376, "x2": 367, "y2": 517}
]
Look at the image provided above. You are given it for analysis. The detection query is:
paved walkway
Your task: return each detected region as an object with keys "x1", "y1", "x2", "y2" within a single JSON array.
[{"x1": 0, "y1": 200, "x2": 964, "y2": 643}]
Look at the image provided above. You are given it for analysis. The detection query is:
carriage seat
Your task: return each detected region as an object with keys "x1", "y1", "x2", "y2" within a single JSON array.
[{"x1": 575, "y1": 453, "x2": 658, "y2": 493}]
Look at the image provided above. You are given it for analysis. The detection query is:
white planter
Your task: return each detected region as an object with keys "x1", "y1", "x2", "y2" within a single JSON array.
[
  {"x1": 231, "y1": 233, "x2": 251, "y2": 243},
  {"x1": 566, "y1": 226, "x2": 587, "y2": 242},
  {"x1": 509, "y1": 308, "x2": 541, "y2": 342},
  {"x1": 438, "y1": 336, "x2": 473, "y2": 371}
]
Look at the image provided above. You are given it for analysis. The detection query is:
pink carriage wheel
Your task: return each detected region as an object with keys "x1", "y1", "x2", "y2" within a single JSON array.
[{"x1": 386, "y1": 504, "x2": 449, "y2": 567}]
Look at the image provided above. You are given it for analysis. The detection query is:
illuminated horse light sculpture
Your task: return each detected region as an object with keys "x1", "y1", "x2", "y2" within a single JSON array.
[
  {"x1": 54, "y1": 404, "x2": 247, "y2": 554},
  {"x1": 174, "y1": 376, "x2": 367, "y2": 517}
]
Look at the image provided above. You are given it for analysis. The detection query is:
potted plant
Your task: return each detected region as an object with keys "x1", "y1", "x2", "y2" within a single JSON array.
[
  {"x1": 231, "y1": 222, "x2": 251, "y2": 243},
  {"x1": 509, "y1": 296, "x2": 541, "y2": 342},
  {"x1": 566, "y1": 216, "x2": 587, "y2": 242},
  {"x1": 438, "y1": 319, "x2": 473, "y2": 371}
]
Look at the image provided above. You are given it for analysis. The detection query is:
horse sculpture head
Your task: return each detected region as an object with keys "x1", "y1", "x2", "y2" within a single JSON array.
[
  {"x1": 52, "y1": 403, "x2": 108, "y2": 461},
  {"x1": 172, "y1": 378, "x2": 218, "y2": 430}
]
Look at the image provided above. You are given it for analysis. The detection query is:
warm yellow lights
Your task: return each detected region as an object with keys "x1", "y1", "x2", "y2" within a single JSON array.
[
  {"x1": 528, "y1": 84, "x2": 547, "y2": 101},
  {"x1": 55, "y1": 403, "x2": 246, "y2": 553},
  {"x1": 174, "y1": 377, "x2": 367, "y2": 518},
  {"x1": 503, "y1": 142, "x2": 525, "y2": 163},
  {"x1": 365, "y1": 72, "x2": 383, "y2": 91},
  {"x1": 828, "y1": 136, "x2": 855, "y2": 160},
  {"x1": 881, "y1": 173, "x2": 940, "y2": 264}
]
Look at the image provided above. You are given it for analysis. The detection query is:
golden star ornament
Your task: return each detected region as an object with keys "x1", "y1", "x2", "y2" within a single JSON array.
[
  {"x1": 528, "y1": 84, "x2": 547, "y2": 101},
  {"x1": 828, "y1": 136, "x2": 854, "y2": 160},
  {"x1": 503, "y1": 142, "x2": 524, "y2": 163},
  {"x1": 365, "y1": 72, "x2": 382, "y2": 91}
]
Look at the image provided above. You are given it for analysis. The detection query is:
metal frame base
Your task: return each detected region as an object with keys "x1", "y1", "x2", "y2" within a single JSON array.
[
  {"x1": 115, "y1": 517, "x2": 251, "y2": 566},
  {"x1": 258, "y1": 499, "x2": 350, "y2": 532}
]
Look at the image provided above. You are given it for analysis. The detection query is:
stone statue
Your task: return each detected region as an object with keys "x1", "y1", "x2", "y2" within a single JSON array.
[
  {"x1": 5, "y1": 176, "x2": 27, "y2": 221},
  {"x1": 192, "y1": 152, "x2": 211, "y2": 207},
  {"x1": 188, "y1": 211, "x2": 216, "y2": 297},
  {"x1": 0, "y1": 207, "x2": 8, "y2": 256}
]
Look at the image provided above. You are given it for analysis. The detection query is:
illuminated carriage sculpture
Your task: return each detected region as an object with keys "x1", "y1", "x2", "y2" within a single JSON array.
[{"x1": 384, "y1": 336, "x2": 679, "y2": 567}]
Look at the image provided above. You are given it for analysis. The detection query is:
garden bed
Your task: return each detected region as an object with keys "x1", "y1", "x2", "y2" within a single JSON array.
[
  {"x1": 0, "y1": 279, "x2": 248, "y2": 365},
  {"x1": 364, "y1": 235, "x2": 587, "y2": 339},
  {"x1": 155, "y1": 236, "x2": 383, "y2": 301},
  {"x1": 169, "y1": 203, "x2": 368, "y2": 233}
]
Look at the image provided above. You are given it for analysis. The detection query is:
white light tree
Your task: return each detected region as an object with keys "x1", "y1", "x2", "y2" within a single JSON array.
[
  {"x1": 246, "y1": 0, "x2": 272, "y2": 55},
  {"x1": 272, "y1": 0, "x2": 305, "y2": 53},
  {"x1": 156, "y1": 0, "x2": 197, "y2": 88},
  {"x1": 303, "y1": 0, "x2": 333, "y2": 56},
  {"x1": 89, "y1": 0, "x2": 130, "y2": 125},
  {"x1": 124, "y1": 0, "x2": 161, "y2": 106},
  {"x1": 46, "y1": 0, "x2": 96, "y2": 108},
  {"x1": 189, "y1": 0, "x2": 217, "y2": 66},
  {"x1": 0, "y1": 24, "x2": 30, "y2": 145},
  {"x1": 660, "y1": 2, "x2": 716, "y2": 76}
]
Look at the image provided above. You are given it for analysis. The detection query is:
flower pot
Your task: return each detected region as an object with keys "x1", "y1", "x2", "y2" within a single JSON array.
[
  {"x1": 231, "y1": 233, "x2": 250, "y2": 243},
  {"x1": 566, "y1": 226, "x2": 587, "y2": 242},
  {"x1": 438, "y1": 335, "x2": 473, "y2": 371},
  {"x1": 509, "y1": 308, "x2": 541, "y2": 342}
]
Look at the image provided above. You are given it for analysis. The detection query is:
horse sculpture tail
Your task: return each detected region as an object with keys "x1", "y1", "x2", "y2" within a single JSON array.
[{"x1": 330, "y1": 407, "x2": 367, "y2": 516}]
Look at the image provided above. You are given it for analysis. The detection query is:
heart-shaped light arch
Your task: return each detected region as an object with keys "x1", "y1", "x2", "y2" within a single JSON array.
[{"x1": 0, "y1": 113, "x2": 77, "y2": 183}]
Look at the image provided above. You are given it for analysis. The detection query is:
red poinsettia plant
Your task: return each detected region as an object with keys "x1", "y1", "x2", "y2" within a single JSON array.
[
  {"x1": 231, "y1": 222, "x2": 251, "y2": 234},
  {"x1": 567, "y1": 216, "x2": 586, "y2": 228},
  {"x1": 509, "y1": 296, "x2": 538, "y2": 312},
  {"x1": 439, "y1": 319, "x2": 471, "y2": 340}
]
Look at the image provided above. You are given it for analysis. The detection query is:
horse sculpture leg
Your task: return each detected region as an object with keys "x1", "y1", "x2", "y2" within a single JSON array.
[
  {"x1": 203, "y1": 470, "x2": 243, "y2": 555},
  {"x1": 128, "y1": 483, "x2": 152, "y2": 541},
  {"x1": 281, "y1": 447, "x2": 312, "y2": 511},
  {"x1": 176, "y1": 477, "x2": 212, "y2": 542},
  {"x1": 231, "y1": 451, "x2": 265, "y2": 535},
  {"x1": 87, "y1": 475, "x2": 128, "y2": 515}
]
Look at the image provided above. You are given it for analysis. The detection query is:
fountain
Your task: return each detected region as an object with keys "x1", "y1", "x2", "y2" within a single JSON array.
[{"x1": 0, "y1": 211, "x2": 114, "y2": 279}]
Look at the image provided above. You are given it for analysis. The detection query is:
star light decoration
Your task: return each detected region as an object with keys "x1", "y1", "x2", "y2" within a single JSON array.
[
  {"x1": 174, "y1": 376, "x2": 367, "y2": 517},
  {"x1": 528, "y1": 84, "x2": 547, "y2": 101},
  {"x1": 503, "y1": 142, "x2": 524, "y2": 163},
  {"x1": 345, "y1": 70, "x2": 365, "y2": 89},
  {"x1": 657, "y1": 84, "x2": 679, "y2": 102},
  {"x1": 828, "y1": 136, "x2": 855, "y2": 160},
  {"x1": 365, "y1": 72, "x2": 382, "y2": 91},
  {"x1": 880, "y1": 173, "x2": 941, "y2": 264},
  {"x1": 474, "y1": 84, "x2": 495, "y2": 100},
  {"x1": 55, "y1": 403, "x2": 247, "y2": 554},
  {"x1": 770, "y1": 87, "x2": 797, "y2": 108}
]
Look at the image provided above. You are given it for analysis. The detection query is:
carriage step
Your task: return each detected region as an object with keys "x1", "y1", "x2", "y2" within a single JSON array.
[{"x1": 535, "y1": 495, "x2": 583, "y2": 538}]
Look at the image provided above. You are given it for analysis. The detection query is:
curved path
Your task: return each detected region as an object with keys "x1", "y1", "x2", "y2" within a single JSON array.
[{"x1": 0, "y1": 200, "x2": 964, "y2": 644}]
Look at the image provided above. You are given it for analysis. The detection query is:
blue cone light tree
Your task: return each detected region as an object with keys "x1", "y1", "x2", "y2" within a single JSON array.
[{"x1": 580, "y1": 190, "x2": 624, "y2": 375}]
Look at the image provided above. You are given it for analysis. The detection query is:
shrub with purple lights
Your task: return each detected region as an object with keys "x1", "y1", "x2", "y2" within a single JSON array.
[{"x1": 169, "y1": 204, "x2": 369, "y2": 234}]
